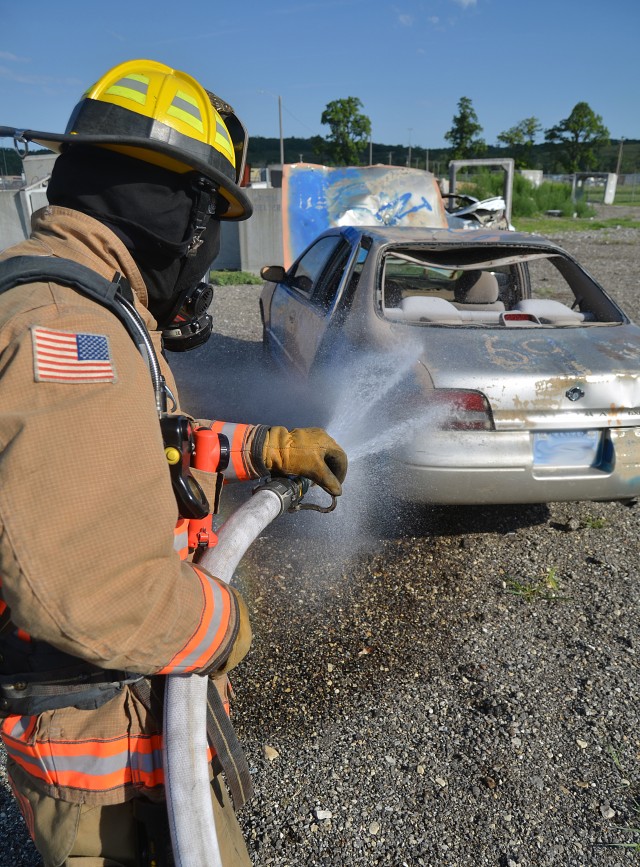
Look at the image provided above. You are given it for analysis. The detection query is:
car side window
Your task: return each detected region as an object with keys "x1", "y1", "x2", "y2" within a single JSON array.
[
  {"x1": 311, "y1": 241, "x2": 352, "y2": 310},
  {"x1": 287, "y1": 236, "x2": 344, "y2": 297}
]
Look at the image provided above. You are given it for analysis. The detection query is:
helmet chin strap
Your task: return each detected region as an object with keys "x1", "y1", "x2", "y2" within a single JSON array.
[
  {"x1": 160, "y1": 178, "x2": 220, "y2": 351},
  {"x1": 186, "y1": 177, "x2": 218, "y2": 257}
]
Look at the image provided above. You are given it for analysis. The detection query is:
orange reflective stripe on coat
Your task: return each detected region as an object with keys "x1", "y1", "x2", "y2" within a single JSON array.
[
  {"x1": 1, "y1": 714, "x2": 213, "y2": 794},
  {"x1": 157, "y1": 565, "x2": 233, "y2": 675},
  {"x1": 209, "y1": 420, "x2": 253, "y2": 481}
]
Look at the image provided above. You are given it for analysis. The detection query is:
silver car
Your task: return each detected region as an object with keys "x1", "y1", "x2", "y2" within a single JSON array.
[{"x1": 260, "y1": 226, "x2": 640, "y2": 505}]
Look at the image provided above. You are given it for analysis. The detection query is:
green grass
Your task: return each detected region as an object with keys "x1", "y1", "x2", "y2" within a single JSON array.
[
  {"x1": 456, "y1": 170, "x2": 640, "y2": 231},
  {"x1": 515, "y1": 215, "x2": 640, "y2": 234},
  {"x1": 584, "y1": 516, "x2": 607, "y2": 529},
  {"x1": 614, "y1": 187, "x2": 640, "y2": 206},
  {"x1": 209, "y1": 270, "x2": 263, "y2": 285},
  {"x1": 595, "y1": 733, "x2": 640, "y2": 854},
  {"x1": 504, "y1": 567, "x2": 565, "y2": 603},
  {"x1": 602, "y1": 798, "x2": 640, "y2": 854}
]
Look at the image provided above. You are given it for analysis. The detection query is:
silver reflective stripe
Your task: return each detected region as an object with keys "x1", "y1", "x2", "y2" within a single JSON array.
[
  {"x1": 171, "y1": 574, "x2": 227, "y2": 673},
  {"x1": 115, "y1": 76, "x2": 148, "y2": 96},
  {"x1": 6, "y1": 716, "x2": 31, "y2": 738},
  {"x1": 216, "y1": 422, "x2": 244, "y2": 479},
  {"x1": 3, "y1": 738, "x2": 164, "y2": 778},
  {"x1": 173, "y1": 94, "x2": 201, "y2": 122},
  {"x1": 173, "y1": 528, "x2": 188, "y2": 553},
  {"x1": 216, "y1": 119, "x2": 232, "y2": 146}
]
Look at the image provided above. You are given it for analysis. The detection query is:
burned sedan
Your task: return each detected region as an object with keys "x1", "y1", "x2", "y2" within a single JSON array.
[{"x1": 260, "y1": 226, "x2": 640, "y2": 505}]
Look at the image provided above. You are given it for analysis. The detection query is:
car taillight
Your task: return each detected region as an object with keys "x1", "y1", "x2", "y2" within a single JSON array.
[{"x1": 430, "y1": 389, "x2": 494, "y2": 431}]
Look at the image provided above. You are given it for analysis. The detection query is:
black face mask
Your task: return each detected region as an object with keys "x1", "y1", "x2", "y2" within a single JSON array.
[
  {"x1": 156, "y1": 219, "x2": 221, "y2": 352},
  {"x1": 135, "y1": 217, "x2": 221, "y2": 328},
  {"x1": 47, "y1": 146, "x2": 221, "y2": 336}
]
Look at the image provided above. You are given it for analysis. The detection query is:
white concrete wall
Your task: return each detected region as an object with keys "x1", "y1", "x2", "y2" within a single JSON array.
[
  {"x1": 0, "y1": 189, "x2": 32, "y2": 249},
  {"x1": 238, "y1": 187, "x2": 282, "y2": 272},
  {"x1": 213, "y1": 188, "x2": 283, "y2": 274},
  {"x1": 2, "y1": 183, "x2": 283, "y2": 274}
]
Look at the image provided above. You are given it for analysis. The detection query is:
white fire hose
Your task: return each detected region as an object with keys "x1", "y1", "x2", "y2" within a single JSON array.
[{"x1": 162, "y1": 477, "x2": 318, "y2": 867}]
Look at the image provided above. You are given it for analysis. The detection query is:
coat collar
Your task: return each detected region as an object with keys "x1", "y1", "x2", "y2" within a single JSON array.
[{"x1": 29, "y1": 205, "x2": 155, "y2": 328}]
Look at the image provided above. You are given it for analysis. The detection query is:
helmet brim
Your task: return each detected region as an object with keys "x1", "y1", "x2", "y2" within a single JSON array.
[{"x1": 26, "y1": 130, "x2": 253, "y2": 221}]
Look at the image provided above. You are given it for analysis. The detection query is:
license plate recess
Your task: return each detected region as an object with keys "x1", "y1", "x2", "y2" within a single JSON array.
[{"x1": 533, "y1": 430, "x2": 602, "y2": 468}]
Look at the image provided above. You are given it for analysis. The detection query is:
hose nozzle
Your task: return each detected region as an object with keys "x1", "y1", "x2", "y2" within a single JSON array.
[{"x1": 252, "y1": 475, "x2": 337, "y2": 514}]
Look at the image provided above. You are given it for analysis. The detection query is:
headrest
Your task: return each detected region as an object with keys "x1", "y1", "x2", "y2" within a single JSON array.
[{"x1": 454, "y1": 270, "x2": 500, "y2": 304}]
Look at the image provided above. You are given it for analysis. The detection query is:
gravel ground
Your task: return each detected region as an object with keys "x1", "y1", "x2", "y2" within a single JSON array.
[{"x1": 1, "y1": 216, "x2": 639, "y2": 866}]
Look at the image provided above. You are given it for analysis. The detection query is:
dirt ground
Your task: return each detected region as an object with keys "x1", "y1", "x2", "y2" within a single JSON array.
[{"x1": 1, "y1": 214, "x2": 639, "y2": 867}]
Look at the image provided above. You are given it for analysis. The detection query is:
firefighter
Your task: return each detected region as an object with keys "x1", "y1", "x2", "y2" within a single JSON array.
[{"x1": 0, "y1": 59, "x2": 347, "y2": 866}]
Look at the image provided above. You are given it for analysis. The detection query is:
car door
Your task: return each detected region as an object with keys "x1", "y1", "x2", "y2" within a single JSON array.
[{"x1": 269, "y1": 235, "x2": 352, "y2": 376}]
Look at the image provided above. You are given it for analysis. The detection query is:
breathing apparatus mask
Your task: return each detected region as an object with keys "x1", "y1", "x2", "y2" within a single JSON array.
[
  {"x1": 162, "y1": 280, "x2": 214, "y2": 351},
  {"x1": 154, "y1": 176, "x2": 225, "y2": 352},
  {"x1": 47, "y1": 146, "x2": 222, "y2": 351}
]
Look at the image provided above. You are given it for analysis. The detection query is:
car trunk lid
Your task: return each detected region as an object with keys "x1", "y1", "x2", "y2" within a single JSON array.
[{"x1": 417, "y1": 323, "x2": 640, "y2": 430}]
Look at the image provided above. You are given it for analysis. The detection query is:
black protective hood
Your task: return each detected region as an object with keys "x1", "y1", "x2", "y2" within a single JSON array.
[{"x1": 47, "y1": 146, "x2": 221, "y2": 326}]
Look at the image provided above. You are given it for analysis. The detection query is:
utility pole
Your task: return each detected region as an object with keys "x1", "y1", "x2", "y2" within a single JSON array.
[
  {"x1": 407, "y1": 128, "x2": 413, "y2": 167},
  {"x1": 278, "y1": 95, "x2": 284, "y2": 167},
  {"x1": 615, "y1": 137, "x2": 625, "y2": 176},
  {"x1": 369, "y1": 136, "x2": 372, "y2": 166},
  {"x1": 426, "y1": 148, "x2": 429, "y2": 172},
  {"x1": 388, "y1": 151, "x2": 394, "y2": 165}
]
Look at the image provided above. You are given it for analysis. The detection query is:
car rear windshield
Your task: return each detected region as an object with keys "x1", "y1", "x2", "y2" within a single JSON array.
[{"x1": 381, "y1": 250, "x2": 624, "y2": 328}]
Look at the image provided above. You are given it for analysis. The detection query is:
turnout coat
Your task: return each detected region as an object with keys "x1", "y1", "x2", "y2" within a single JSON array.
[{"x1": 0, "y1": 206, "x2": 253, "y2": 806}]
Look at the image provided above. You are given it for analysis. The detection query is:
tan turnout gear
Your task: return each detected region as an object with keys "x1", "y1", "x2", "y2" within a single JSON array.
[{"x1": 0, "y1": 206, "x2": 249, "y2": 803}]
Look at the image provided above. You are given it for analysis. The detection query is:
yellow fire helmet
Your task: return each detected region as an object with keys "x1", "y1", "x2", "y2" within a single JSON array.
[{"x1": 23, "y1": 59, "x2": 252, "y2": 221}]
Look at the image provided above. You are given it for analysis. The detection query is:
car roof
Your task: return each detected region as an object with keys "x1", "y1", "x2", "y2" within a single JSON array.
[{"x1": 329, "y1": 225, "x2": 570, "y2": 257}]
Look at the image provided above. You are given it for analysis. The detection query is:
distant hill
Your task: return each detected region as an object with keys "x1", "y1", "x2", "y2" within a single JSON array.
[
  {"x1": 2, "y1": 139, "x2": 637, "y2": 179},
  {"x1": 247, "y1": 136, "x2": 640, "y2": 177}
]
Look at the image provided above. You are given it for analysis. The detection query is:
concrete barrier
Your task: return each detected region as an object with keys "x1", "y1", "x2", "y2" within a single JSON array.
[{"x1": 1, "y1": 182, "x2": 284, "y2": 273}]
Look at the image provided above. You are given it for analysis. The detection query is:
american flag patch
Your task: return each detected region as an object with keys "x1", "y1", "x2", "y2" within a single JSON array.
[{"x1": 32, "y1": 327, "x2": 116, "y2": 383}]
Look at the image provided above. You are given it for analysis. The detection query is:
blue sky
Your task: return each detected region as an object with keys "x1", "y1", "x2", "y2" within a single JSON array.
[{"x1": 1, "y1": 0, "x2": 637, "y2": 158}]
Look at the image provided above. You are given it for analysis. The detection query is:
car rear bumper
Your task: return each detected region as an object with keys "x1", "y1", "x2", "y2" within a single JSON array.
[{"x1": 389, "y1": 428, "x2": 640, "y2": 504}]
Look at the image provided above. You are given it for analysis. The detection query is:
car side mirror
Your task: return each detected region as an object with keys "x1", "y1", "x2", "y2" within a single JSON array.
[{"x1": 260, "y1": 265, "x2": 285, "y2": 282}]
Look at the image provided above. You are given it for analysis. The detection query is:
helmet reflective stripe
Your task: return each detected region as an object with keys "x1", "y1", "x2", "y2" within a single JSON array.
[
  {"x1": 215, "y1": 119, "x2": 234, "y2": 162},
  {"x1": 105, "y1": 74, "x2": 150, "y2": 106},
  {"x1": 25, "y1": 59, "x2": 253, "y2": 220},
  {"x1": 168, "y1": 90, "x2": 204, "y2": 134}
]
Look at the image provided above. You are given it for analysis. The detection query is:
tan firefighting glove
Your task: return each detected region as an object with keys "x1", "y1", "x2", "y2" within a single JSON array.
[{"x1": 250, "y1": 425, "x2": 348, "y2": 496}]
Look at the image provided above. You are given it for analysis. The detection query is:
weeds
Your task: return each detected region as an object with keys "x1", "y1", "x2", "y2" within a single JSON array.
[
  {"x1": 209, "y1": 270, "x2": 263, "y2": 286},
  {"x1": 606, "y1": 742, "x2": 625, "y2": 774},
  {"x1": 504, "y1": 566, "x2": 565, "y2": 603},
  {"x1": 595, "y1": 739, "x2": 640, "y2": 854},
  {"x1": 517, "y1": 215, "x2": 640, "y2": 234},
  {"x1": 584, "y1": 516, "x2": 607, "y2": 529},
  {"x1": 600, "y1": 798, "x2": 640, "y2": 854}
]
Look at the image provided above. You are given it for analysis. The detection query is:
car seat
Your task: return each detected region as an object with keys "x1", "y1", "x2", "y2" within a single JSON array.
[{"x1": 453, "y1": 270, "x2": 505, "y2": 311}]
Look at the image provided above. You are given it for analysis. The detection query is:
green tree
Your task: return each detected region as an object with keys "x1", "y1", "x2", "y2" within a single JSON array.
[
  {"x1": 320, "y1": 97, "x2": 371, "y2": 166},
  {"x1": 497, "y1": 117, "x2": 542, "y2": 168},
  {"x1": 444, "y1": 96, "x2": 486, "y2": 159},
  {"x1": 544, "y1": 102, "x2": 610, "y2": 172}
]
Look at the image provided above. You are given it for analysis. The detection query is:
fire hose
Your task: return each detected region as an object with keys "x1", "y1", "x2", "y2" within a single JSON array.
[{"x1": 163, "y1": 475, "x2": 333, "y2": 867}]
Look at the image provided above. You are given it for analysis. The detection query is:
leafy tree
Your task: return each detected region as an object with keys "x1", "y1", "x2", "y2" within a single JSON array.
[
  {"x1": 444, "y1": 96, "x2": 486, "y2": 159},
  {"x1": 320, "y1": 97, "x2": 371, "y2": 166},
  {"x1": 544, "y1": 102, "x2": 609, "y2": 172},
  {"x1": 497, "y1": 117, "x2": 542, "y2": 168}
]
